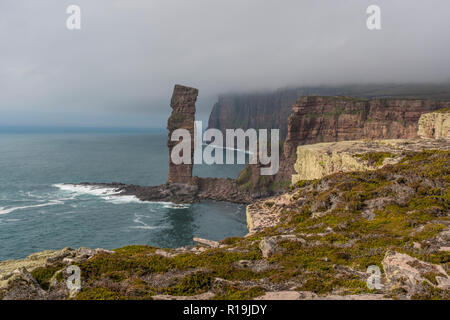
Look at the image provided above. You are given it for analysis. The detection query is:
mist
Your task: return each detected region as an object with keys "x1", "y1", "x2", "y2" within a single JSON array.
[{"x1": 1, "y1": 0, "x2": 450, "y2": 127}]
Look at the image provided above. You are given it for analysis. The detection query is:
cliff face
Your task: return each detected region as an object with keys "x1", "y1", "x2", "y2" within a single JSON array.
[
  {"x1": 418, "y1": 109, "x2": 450, "y2": 139},
  {"x1": 208, "y1": 90, "x2": 302, "y2": 139},
  {"x1": 167, "y1": 85, "x2": 198, "y2": 184},
  {"x1": 278, "y1": 97, "x2": 450, "y2": 183},
  {"x1": 207, "y1": 83, "x2": 450, "y2": 139},
  {"x1": 284, "y1": 96, "x2": 449, "y2": 149},
  {"x1": 237, "y1": 97, "x2": 450, "y2": 194}
]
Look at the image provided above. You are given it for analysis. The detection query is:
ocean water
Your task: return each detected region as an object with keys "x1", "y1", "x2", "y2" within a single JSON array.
[{"x1": 0, "y1": 131, "x2": 247, "y2": 260}]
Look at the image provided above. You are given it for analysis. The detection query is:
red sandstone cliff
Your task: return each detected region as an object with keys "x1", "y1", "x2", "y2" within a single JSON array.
[
  {"x1": 207, "y1": 83, "x2": 450, "y2": 140},
  {"x1": 284, "y1": 96, "x2": 449, "y2": 150},
  {"x1": 237, "y1": 96, "x2": 450, "y2": 193}
]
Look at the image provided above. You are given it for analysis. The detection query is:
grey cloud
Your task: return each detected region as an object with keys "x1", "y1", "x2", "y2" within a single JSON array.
[{"x1": 0, "y1": 0, "x2": 449, "y2": 127}]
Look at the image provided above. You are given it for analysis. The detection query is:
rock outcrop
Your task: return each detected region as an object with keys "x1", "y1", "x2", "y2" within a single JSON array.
[
  {"x1": 1, "y1": 267, "x2": 47, "y2": 300},
  {"x1": 167, "y1": 85, "x2": 198, "y2": 184},
  {"x1": 246, "y1": 194, "x2": 292, "y2": 234},
  {"x1": 0, "y1": 250, "x2": 59, "y2": 289},
  {"x1": 0, "y1": 247, "x2": 113, "y2": 300},
  {"x1": 418, "y1": 109, "x2": 450, "y2": 139},
  {"x1": 292, "y1": 138, "x2": 450, "y2": 184},
  {"x1": 79, "y1": 176, "x2": 255, "y2": 204},
  {"x1": 382, "y1": 251, "x2": 450, "y2": 298}
]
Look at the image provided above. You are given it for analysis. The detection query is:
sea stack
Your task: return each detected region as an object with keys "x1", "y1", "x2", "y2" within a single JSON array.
[{"x1": 167, "y1": 85, "x2": 199, "y2": 184}]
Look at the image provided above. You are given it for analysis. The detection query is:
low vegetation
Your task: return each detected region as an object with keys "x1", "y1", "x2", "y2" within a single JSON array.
[
  {"x1": 354, "y1": 152, "x2": 396, "y2": 166},
  {"x1": 26, "y1": 150, "x2": 449, "y2": 300}
]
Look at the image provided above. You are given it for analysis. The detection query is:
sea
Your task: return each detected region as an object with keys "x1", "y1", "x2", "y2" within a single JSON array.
[{"x1": 0, "y1": 128, "x2": 248, "y2": 260}]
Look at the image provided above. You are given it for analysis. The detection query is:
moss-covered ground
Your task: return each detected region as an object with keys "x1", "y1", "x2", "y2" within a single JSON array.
[{"x1": 30, "y1": 150, "x2": 449, "y2": 300}]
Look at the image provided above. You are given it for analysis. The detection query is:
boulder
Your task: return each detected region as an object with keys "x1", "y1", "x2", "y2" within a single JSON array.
[
  {"x1": 193, "y1": 237, "x2": 220, "y2": 248},
  {"x1": 382, "y1": 251, "x2": 450, "y2": 296},
  {"x1": 259, "y1": 235, "x2": 305, "y2": 258},
  {"x1": 254, "y1": 291, "x2": 315, "y2": 300},
  {"x1": 1, "y1": 267, "x2": 47, "y2": 300}
]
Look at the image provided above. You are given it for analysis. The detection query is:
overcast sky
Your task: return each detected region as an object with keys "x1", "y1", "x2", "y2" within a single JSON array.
[{"x1": 1, "y1": 0, "x2": 450, "y2": 128}]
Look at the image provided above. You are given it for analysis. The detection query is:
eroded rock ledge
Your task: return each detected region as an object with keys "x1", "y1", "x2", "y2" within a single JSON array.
[
  {"x1": 292, "y1": 138, "x2": 450, "y2": 184},
  {"x1": 78, "y1": 177, "x2": 254, "y2": 204}
]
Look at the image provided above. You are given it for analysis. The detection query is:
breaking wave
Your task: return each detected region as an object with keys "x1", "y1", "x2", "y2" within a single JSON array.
[
  {"x1": 53, "y1": 184, "x2": 190, "y2": 208},
  {"x1": 0, "y1": 200, "x2": 63, "y2": 215}
]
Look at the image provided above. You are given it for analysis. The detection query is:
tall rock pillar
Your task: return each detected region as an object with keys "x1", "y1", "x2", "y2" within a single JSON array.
[{"x1": 167, "y1": 85, "x2": 199, "y2": 184}]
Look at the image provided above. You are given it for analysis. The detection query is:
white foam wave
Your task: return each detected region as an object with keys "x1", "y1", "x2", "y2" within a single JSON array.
[
  {"x1": 162, "y1": 203, "x2": 190, "y2": 209},
  {"x1": 131, "y1": 214, "x2": 165, "y2": 230},
  {"x1": 130, "y1": 225, "x2": 163, "y2": 230},
  {"x1": 0, "y1": 200, "x2": 63, "y2": 215},
  {"x1": 103, "y1": 195, "x2": 143, "y2": 204},
  {"x1": 53, "y1": 183, "x2": 123, "y2": 196},
  {"x1": 53, "y1": 183, "x2": 190, "y2": 207}
]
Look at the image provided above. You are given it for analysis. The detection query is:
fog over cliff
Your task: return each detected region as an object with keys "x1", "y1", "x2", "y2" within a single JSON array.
[{"x1": 1, "y1": 0, "x2": 450, "y2": 127}]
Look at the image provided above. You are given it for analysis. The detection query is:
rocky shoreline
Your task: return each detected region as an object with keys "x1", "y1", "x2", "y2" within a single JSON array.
[{"x1": 76, "y1": 177, "x2": 256, "y2": 204}]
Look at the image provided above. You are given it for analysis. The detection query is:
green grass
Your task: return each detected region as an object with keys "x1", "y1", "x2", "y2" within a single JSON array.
[
  {"x1": 354, "y1": 152, "x2": 396, "y2": 166},
  {"x1": 31, "y1": 265, "x2": 63, "y2": 290}
]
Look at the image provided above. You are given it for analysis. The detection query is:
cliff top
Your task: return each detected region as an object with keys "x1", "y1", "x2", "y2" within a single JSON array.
[
  {"x1": 292, "y1": 139, "x2": 450, "y2": 184},
  {"x1": 295, "y1": 95, "x2": 450, "y2": 105}
]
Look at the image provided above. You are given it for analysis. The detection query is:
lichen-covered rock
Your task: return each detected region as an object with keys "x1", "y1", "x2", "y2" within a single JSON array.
[
  {"x1": 259, "y1": 235, "x2": 306, "y2": 258},
  {"x1": 0, "y1": 250, "x2": 60, "y2": 289},
  {"x1": 152, "y1": 292, "x2": 215, "y2": 300},
  {"x1": 382, "y1": 251, "x2": 450, "y2": 297},
  {"x1": 259, "y1": 237, "x2": 279, "y2": 258},
  {"x1": 1, "y1": 267, "x2": 47, "y2": 300},
  {"x1": 246, "y1": 197, "x2": 286, "y2": 234},
  {"x1": 193, "y1": 237, "x2": 220, "y2": 248},
  {"x1": 0, "y1": 247, "x2": 113, "y2": 300},
  {"x1": 418, "y1": 110, "x2": 450, "y2": 139},
  {"x1": 292, "y1": 139, "x2": 450, "y2": 184},
  {"x1": 255, "y1": 291, "x2": 317, "y2": 300},
  {"x1": 75, "y1": 247, "x2": 114, "y2": 260}
]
